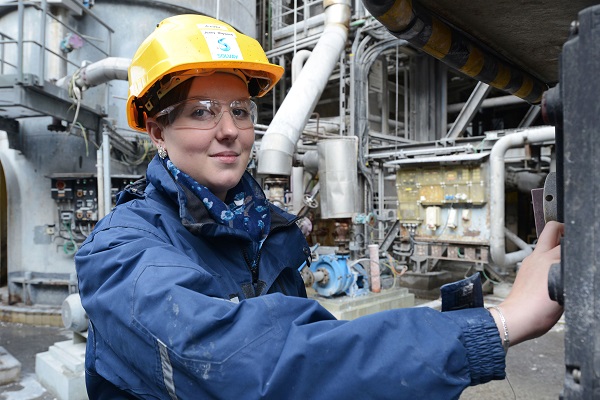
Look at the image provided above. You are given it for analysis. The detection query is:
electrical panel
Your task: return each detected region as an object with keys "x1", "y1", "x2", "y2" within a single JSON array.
[
  {"x1": 395, "y1": 164, "x2": 487, "y2": 223},
  {"x1": 50, "y1": 174, "x2": 141, "y2": 250},
  {"x1": 51, "y1": 175, "x2": 98, "y2": 224}
]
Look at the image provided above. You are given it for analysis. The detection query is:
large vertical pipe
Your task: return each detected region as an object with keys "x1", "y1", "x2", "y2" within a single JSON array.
[
  {"x1": 40, "y1": 0, "x2": 48, "y2": 80},
  {"x1": 96, "y1": 146, "x2": 105, "y2": 217},
  {"x1": 257, "y1": 0, "x2": 351, "y2": 176},
  {"x1": 368, "y1": 244, "x2": 381, "y2": 292},
  {"x1": 291, "y1": 166, "x2": 305, "y2": 214},
  {"x1": 16, "y1": 0, "x2": 24, "y2": 82},
  {"x1": 102, "y1": 125, "x2": 111, "y2": 217}
]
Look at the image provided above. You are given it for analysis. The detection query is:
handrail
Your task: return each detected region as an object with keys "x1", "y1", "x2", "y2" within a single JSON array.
[{"x1": 0, "y1": 0, "x2": 112, "y2": 84}]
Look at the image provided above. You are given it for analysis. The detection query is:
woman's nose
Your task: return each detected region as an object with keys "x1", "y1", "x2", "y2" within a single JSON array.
[{"x1": 215, "y1": 111, "x2": 239, "y2": 140}]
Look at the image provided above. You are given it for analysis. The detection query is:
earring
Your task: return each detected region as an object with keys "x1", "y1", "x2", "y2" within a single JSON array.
[{"x1": 157, "y1": 146, "x2": 167, "y2": 159}]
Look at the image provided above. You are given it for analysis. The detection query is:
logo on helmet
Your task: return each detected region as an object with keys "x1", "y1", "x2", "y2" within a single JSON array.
[
  {"x1": 217, "y1": 38, "x2": 230, "y2": 52},
  {"x1": 202, "y1": 30, "x2": 243, "y2": 61}
]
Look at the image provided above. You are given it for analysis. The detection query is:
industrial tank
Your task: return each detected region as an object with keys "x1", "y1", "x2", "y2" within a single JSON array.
[{"x1": 0, "y1": 0, "x2": 256, "y2": 305}]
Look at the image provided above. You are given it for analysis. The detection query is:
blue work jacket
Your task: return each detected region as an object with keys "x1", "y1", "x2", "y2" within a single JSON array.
[{"x1": 76, "y1": 156, "x2": 505, "y2": 399}]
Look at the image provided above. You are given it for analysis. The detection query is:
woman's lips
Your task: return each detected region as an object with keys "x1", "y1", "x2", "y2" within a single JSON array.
[{"x1": 211, "y1": 152, "x2": 239, "y2": 163}]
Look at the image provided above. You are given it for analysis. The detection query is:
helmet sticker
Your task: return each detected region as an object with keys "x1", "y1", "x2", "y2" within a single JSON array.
[{"x1": 201, "y1": 30, "x2": 244, "y2": 61}]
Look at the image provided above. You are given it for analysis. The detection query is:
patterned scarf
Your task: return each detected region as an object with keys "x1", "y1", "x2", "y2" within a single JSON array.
[{"x1": 161, "y1": 156, "x2": 271, "y2": 242}]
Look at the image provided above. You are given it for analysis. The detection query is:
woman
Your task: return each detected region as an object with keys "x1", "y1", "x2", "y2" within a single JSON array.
[{"x1": 76, "y1": 14, "x2": 563, "y2": 399}]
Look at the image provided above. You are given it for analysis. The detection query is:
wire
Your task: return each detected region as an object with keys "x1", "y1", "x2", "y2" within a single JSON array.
[
  {"x1": 62, "y1": 221, "x2": 79, "y2": 255},
  {"x1": 74, "y1": 122, "x2": 89, "y2": 156},
  {"x1": 68, "y1": 73, "x2": 82, "y2": 134},
  {"x1": 480, "y1": 266, "x2": 502, "y2": 285}
]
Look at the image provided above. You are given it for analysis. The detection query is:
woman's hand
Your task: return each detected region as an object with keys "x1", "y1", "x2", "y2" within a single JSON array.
[{"x1": 493, "y1": 221, "x2": 564, "y2": 347}]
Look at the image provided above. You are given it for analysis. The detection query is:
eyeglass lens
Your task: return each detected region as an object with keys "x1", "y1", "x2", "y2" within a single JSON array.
[{"x1": 159, "y1": 98, "x2": 257, "y2": 130}]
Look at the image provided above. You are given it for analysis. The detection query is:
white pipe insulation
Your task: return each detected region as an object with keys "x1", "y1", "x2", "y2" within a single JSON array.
[
  {"x1": 56, "y1": 57, "x2": 130, "y2": 90},
  {"x1": 292, "y1": 50, "x2": 312, "y2": 83},
  {"x1": 75, "y1": 57, "x2": 130, "y2": 89},
  {"x1": 257, "y1": 0, "x2": 351, "y2": 176},
  {"x1": 489, "y1": 126, "x2": 555, "y2": 267}
]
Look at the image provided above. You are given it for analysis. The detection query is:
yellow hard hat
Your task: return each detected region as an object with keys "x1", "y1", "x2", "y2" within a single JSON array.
[{"x1": 127, "y1": 14, "x2": 284, "y2": 132}]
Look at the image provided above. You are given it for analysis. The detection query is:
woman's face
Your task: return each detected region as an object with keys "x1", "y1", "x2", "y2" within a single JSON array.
[{"x1": 147, "y1": 73, "x2": 255, "y2": 200}]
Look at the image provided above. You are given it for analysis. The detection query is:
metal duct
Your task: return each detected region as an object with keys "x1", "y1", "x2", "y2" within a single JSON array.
[
  {"x1": 74, "y1": 57, "x2": 130, "y2": 89},
  {"x1": 56, "y1": 57, "x2": 130, "y2": 90},
  {"x1": 257, "y1": 0, "x2": 351, "y2": 176},
  {"x1": 318, "y1": 137, "x2": 358, "y2": 219},
  {"x1": 489, "y1": 126, "x2": 555, "y2": 267},
  {"x1": 361, "y1": 0, "x2": 548, "y2": 104}
]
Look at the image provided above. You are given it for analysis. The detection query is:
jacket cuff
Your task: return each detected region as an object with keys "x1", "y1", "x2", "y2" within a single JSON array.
[{"x1": 445, "y1": 307, "x2": 506, "y2": 385}]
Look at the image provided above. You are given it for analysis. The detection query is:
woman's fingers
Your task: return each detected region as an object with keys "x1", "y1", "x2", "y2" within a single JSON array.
[{"x1": 535, "y1": 221, "x2": 564, "y2": 253}]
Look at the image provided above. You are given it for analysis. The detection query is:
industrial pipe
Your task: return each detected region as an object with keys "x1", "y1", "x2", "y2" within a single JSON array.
[
  {"x1": 292, "y1": 49, "x2": 312, "y2": 83},
  {"x1": 368, "y1": 244, "x2": 381, "y2": 293},
  {"x1": 361, "y1": 0, "x2": 548, "y2": 104},
  {"x1": 56, "y1": 57, "x2": 130, "y2": 90},
  {"x1": 257, "y1": 0, "x2": 351, "y2": 176},
  {"x1": 489, "y1": 126, "x2": 555, "y2": 267}
]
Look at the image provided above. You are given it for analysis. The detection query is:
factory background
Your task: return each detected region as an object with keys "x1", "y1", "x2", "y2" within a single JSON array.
[
  {"x1": 2, "y1": 0, "x2": 596, "y2": 398},
  {"x1": 0, "y1": 0, "x2": 561, "y2": 306}
]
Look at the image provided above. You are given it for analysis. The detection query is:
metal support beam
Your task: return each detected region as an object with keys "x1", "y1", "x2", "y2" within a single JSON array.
[
  {"x1": 518, "y1": 105, "x2": 541, "y2": 128},
  {"x1": 380, "y1": 220, "x2": 401, "y2": 253},
  {"x1": 446, "y1": 81, "x2": 492, "y2": 139},
  {"x1": 0, "y1": 74, "x2": 104, "y2": 132}
]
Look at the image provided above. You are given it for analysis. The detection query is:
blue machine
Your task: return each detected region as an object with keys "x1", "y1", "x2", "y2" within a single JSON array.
[{"x1": 309, "y1": 254, "x2": 369, "y2": 297}]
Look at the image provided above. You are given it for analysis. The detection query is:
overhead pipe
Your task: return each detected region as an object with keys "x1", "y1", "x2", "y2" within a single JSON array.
[
  {"x1": 257, "y1": 0, "x2": 351, "y2": 176},
  {"x1": 361, "y1": 0, "x2": 548, "y2": 104},
  {"x1": 447, "y1": 94, "x2": 526, "y2": 114},
  {"x1": 490, "y1": 126, "x2": 555, "y2": 267}
]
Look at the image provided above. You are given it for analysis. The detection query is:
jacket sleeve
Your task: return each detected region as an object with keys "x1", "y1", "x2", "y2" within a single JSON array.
[{"x1": 76, "y1": 223, "x2": 505, "y2": 400}]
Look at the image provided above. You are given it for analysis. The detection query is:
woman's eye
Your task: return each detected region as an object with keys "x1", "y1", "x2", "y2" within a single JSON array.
[
  {"x1": 190, "y1": 107, "x2": 214, "y2": 120},
  {"x1": 231, "y1": 108, "x2": 250, "y2": 119}
]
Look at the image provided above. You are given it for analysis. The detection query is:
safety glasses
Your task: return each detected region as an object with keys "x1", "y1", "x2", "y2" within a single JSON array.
[{"x1": 154, "y1": 97, "x2": 257, "y2": 130}]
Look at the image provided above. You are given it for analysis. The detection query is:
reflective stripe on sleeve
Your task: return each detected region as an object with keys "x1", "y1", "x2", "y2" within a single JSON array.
[{"x1": 158, "y1": 339, "x2": 178, "y2": 400}]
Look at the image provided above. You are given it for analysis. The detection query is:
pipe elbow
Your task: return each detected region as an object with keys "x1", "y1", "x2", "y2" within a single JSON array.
[
  {"x1": 324, "y1": 0, "x2": 352, "y2": 28},
  {"x1": 257, "y1": 132, "x2": 298, "y2": 176}
]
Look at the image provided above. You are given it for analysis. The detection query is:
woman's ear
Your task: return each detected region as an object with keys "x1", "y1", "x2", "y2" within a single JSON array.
[{"x1": 146, "y1": 119, "x2": 164, "y2": 148}]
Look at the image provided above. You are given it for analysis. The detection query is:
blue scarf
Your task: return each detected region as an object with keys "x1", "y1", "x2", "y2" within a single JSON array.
[{"x1": 162, "y1": 157, "x2": 271, "y2": 242}]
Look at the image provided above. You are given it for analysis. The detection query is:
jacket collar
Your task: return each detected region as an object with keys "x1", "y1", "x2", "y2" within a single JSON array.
[{"x1": 144, "y1": 155, "x2": 297, "y2": 238}]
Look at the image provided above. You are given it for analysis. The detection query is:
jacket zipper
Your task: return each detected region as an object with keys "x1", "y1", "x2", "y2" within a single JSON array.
[
  {"x1": 242, "y1": 246, "x2": 261, "y2": 284},
  {"x1": 242, "y1": 216, "x2": 302, "y2": 285}
]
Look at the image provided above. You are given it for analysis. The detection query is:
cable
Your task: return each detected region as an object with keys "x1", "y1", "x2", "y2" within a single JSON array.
[
  {"x1": 62, "y1": 221, "x2": 79, "y2": 255},
  {"x1": 480, "y1": 266, "x2": 501, "y2": 285},
  {"x1": 68, "y1": 73, "x2": 82, "y2": 134}
]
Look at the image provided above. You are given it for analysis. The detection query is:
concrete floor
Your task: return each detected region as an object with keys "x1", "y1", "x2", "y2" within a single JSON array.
[{"x1": 0, "y1": 322, "x2": 71, "y2": 400}]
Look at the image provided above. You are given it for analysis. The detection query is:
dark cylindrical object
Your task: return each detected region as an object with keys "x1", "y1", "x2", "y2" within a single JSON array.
[
  {"x1": 541, "y1": 85, "x2": 563, "y2": 130},
  {"x1": 361, "y1": 0, "x2": 548, "y2": 103},
  {"x1": 548, "y1": 263, "x2": 564, "y2": 306}
]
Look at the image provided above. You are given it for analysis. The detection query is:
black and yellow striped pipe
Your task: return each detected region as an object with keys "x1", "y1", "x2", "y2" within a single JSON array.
[{"x1": 362, "y1": 0, "x2": 548, "y2": 104}]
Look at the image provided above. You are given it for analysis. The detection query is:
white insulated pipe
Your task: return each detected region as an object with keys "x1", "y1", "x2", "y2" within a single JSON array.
[
  {"x1": 368, "y1": 244, "x2": 381, "y2": 293},
  {"x1": 102, "y1": 126, "x2": 112, "y2": 217},
  {"x1": 489, "y1": 126, "x2": 555, "y2": 267},
  {"x1": 75, "y1": 57, "x2": 130, "y2": 89},
  {"x1": 291, "y1": 166, "x2": 305, "y2": 213},
  {"x1": 257, "y1": 0, "x2": 351, "y2": 176},
  {"x1": 292, "y1": 50, "x2": 312, "y2": 83},
  {"x1": 56, "y1": 57, "x2": 130, "y2": 90}
]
